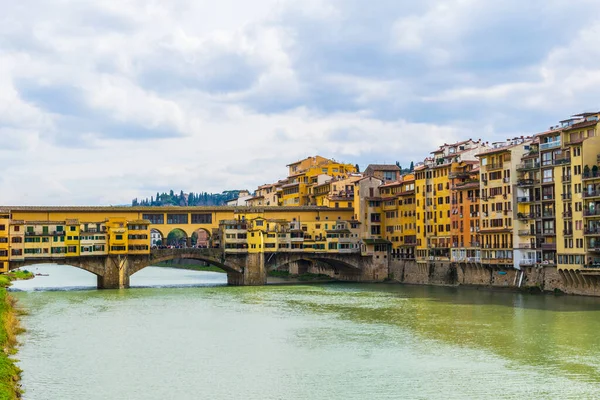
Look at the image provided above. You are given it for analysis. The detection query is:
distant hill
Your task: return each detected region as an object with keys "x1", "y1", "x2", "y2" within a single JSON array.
[{"x1": 132, "y1": 190, "x2": 243, "y2": 207}]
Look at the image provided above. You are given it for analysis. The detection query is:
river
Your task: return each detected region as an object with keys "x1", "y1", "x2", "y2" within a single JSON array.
[{"x1": 10, "y1": 264, "x2": 600, "y2": 399}]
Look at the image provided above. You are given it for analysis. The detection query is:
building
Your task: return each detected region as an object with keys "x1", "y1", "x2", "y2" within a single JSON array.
[
  {"x1": 449, "y1": 162, "x2": 481, "y2": 263},
  {"x1": 415, "y1": 139, "x2": 488, "y2": 264},
  {"x1": 478, "y1": 138, "x2": 532, "y2": 269},
  {"x1": 364, "y1": 164, "x2": 401, "y2": 182}
]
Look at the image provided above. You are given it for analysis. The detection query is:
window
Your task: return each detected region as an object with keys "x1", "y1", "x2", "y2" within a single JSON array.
[
  {"x1": 191, "y1": 214, "x2": 212, "y2": 224},
  {"x1": 167, "y1": 214, "x2": 188, "y2": 224},
  {"x1": 116, "y1": 235, "x2": 123, "y2": 240}
]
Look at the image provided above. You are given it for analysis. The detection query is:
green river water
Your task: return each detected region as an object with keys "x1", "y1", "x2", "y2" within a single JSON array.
[{"x1": 10, "y1": 265, "x2": 600, "y2": 399}]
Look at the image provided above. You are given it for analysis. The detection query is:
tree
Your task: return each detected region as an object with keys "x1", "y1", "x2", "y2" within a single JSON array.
[
  {"x1": 355, "y1": 164, "x2": 360, "y2": 173},
  {"x1": 409, "y1": 161, "x2": 414, "y2": 172}
]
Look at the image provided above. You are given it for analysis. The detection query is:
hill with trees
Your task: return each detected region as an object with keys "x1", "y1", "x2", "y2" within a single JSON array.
[{"x1": 132, "y1": 190, "x2": 243, "y2": 207}]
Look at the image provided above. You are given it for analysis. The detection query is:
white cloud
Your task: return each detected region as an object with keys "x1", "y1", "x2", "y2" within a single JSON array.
[{"x1": 2, "y1": 0, "x2": 600, "y2": 205}]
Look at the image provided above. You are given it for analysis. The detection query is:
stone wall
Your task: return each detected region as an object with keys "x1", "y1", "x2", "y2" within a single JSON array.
[{"x1": 387, "y1": 260, "x2": 600, "y2": 298}]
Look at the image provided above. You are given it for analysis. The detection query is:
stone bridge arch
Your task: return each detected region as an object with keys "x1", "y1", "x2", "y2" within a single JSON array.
[
  {"x1": 10, "y1": 257, "x2": 113, "y2": 288},
  {"x1": 265, "y1": 252, "x2": 363, "y2": 275},
  {"x1": 130, "y1": 249, "x2": 243, "y2": 276}
]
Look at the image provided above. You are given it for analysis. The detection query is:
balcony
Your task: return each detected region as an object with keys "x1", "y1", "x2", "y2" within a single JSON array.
[
  {"x1": 562, "y1": 211, "x2": 573, "y2": 218},
  {"x1": 520, "y1": 259, "x2": 536, "y2": 267},
  {"x1": 542, "y1": 211, "x2": 555, "y2": 219},
  {"x1": 517, "y1": 197, "x2": 533, "y2": 203},
  {"x1": 518, "y1": 230, "x2": 533, "y2": 236},
  {"x1": 540, "y1": 141, "x2": 561, "y2": 151},
  {"x1": 541, "y1": 243, "x2": 557, "y2": 250},
  {"x1": 517, "y1": 212, "x2": 536, "y2": 220},
  {"x1": 583, "y1": 171, "x2": 600, "y2": 180},
  {"x1": 584, "y1": 209, "x2": 600, "y2": 217},
  {"x1": 584, "y1": 228, "x2": 600, "y2": 236},
  {"x1": 563, "y1": 230, "x2": 573, "y2": 236},
  {"x1": 562, "y1": 175, "x2": 572, "y2": 183},
  {"x1": 486, "y1": 163, "x2": 504, "y2": 171},
  {"x1": 583, "y1": 190, "x2": 600, "y2": 198},
  {"x1": 554, "y1": 156, "x2": 571, "y2": 165},
  {"x1": 541, "y1": 177, "x2": 555, "y2": 185},
  {"x1": 517, "y1": 179, "x2": 539, "y2": 187},
  {"x1": 561, "y1": 193, "x2": 572, "y2": 201},
  {"x1": 541, "y1": 194, "x2": 555, "y2": 201},
  {"x1": 541, "y1": 230, "x2": 556, "y2": 236},
  {"x1": 518, "y1": 243, "x2": 535, "y2": 249},
  {"x1": 517, "y1": 162, "x2": 540, "y2": 171}
]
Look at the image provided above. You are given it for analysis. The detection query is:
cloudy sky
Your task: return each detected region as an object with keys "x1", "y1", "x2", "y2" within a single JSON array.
[{"x1": 2, "y1": 0, "x2": 599, "y2": 205}]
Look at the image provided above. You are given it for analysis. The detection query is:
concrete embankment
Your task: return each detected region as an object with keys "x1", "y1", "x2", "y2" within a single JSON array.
[{"x1": 388, "y1": 260, "x2": 600, "y2": 296}]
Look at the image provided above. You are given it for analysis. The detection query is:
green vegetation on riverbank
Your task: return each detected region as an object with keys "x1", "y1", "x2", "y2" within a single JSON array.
[
  {"x1": 154, "y1": 261, "x2": 225, "y2": 273},
  {"x1": 0, "y1": 270, "x2": 33, "y2": 399}
]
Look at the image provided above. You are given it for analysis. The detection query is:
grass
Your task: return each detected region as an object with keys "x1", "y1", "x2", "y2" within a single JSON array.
[{"x1": 0, "y1": 270, "x2": 32, "y2": 399}]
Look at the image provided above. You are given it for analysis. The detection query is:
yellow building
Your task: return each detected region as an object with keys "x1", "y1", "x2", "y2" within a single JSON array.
[
  {"x1": 559, "y1": 112, "x2": 600, "y2": 270},
  {"x1": 416, "y1": 139, "x2": 487, "y2": 263},
  {"x1": 282, "y1": 156, "x2": 357, "y2": 207},
  {"x1": 0, "y1": 213, "x2": 10, "y2": 272},
  {"x1": 478, "y1": 139, "x2": 531, "y2": 268},
  {"x1": 379, "y1": 174, "x2": 416, "y2": 260},
  {"x1": 106, "y1": 217, "x2": 128, "y2": 255},
  {"x1": 127, "y1": 220, "x2": 151, "y2": 254}
]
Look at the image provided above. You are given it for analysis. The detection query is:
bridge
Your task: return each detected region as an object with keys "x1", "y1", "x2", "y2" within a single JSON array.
[{"x1": 10, "y1": 248, "x2": 388, "y2": 288}]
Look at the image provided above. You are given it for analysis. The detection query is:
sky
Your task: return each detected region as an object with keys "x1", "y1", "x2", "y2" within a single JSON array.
[{"x1": 2, "y1": 0, "x2": 600, "y2": 205}]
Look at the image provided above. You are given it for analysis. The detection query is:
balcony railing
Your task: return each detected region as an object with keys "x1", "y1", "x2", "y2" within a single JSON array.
[
  {"x1": 520, "y1": 259, "x2": 536, "y2": 266},
  {"x1": 517, "y1": 213, "x2": 536, "y2": 220},
  {"x1": 542, "y1": 212, "x2": 555, "y2": 218},
  {"x1": 517, "y1": 197, "x2": 533, "y2": 203},
  {"x1": 517, "y1": 162, "x2": 540, "y2": 171},
  {"x1": 541, "y1": 243, "x2": 557, "y2": 250},
  {"x1": 562, "y1": 175, "x2": 572, "y2": 183},
  {"x1": 584, "y1": 228, "x2": 600, "y2": 235},
  {"x1": 584, "y1": 209, "x2": 600, "y2": 217},
  {"x1": 583, "y1": 171, "x2": 600, "y2": 180},
  {"x1": 563, "y1": 211, "x2": 573, "y2": 218},
  {"x1": 562, "y1": 193, "x2": 572, "y2": 200},
  {"x1": 554, "y1": 157, "x2": 571, "y2": 165},
  {"x1": 540, "y1": 141, "x2": 561, "y2": 151},
  {"x1": 563, "y1": 230, "x2": 573, "y2": 236},
  {"x1": 517, "y1": 179, "x2": 539, "y2": 187},
  {"x1": 518, "y1": 243, "x2": 535, "y2": 249},
  {"x1": 486, "y1": 163, "x2": 503, "y2": 171},
  {"x1": 518, "y1": 230, "x2": 533, "y2": 236},
  {"x1": 542, "y1": 231, "x2": 556, "y2": 236},
  {"x1": 583, "y1": 190, "x2": 600, "y2": 198}
]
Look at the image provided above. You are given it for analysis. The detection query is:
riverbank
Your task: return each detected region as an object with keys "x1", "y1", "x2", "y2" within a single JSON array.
[{"x1": 0, "y1": 270, "x2": 34, "y2": 399}]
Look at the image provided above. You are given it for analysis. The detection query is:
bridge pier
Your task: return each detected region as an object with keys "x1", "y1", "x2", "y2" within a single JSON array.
[
  {"x1": 227, "y1": 253, "x2": 266, "y2": 286},
  {"x1": 97, "y1": 255, "x2": 130, "y2": 289}
]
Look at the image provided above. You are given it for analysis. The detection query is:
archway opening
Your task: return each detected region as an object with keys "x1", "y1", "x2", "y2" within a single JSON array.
[
  {"x1": 131, "y1": 255, "x2": 234, "y2": 287},
  {"x1": 191, "y1": 228, "x2": 211, "y2": 248},
  {"x1": 8, "y1": 262, "x2": 99, "y2": 291},
  {"x1": 166, "y1": 228, "x2": 188, "y2": 248},
  {"x1": 151, "y1": 228, "x2": 165, "y2": 247},
  {"x1": 267, "y1": 259, "x2": 336, "y2": 283}
]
